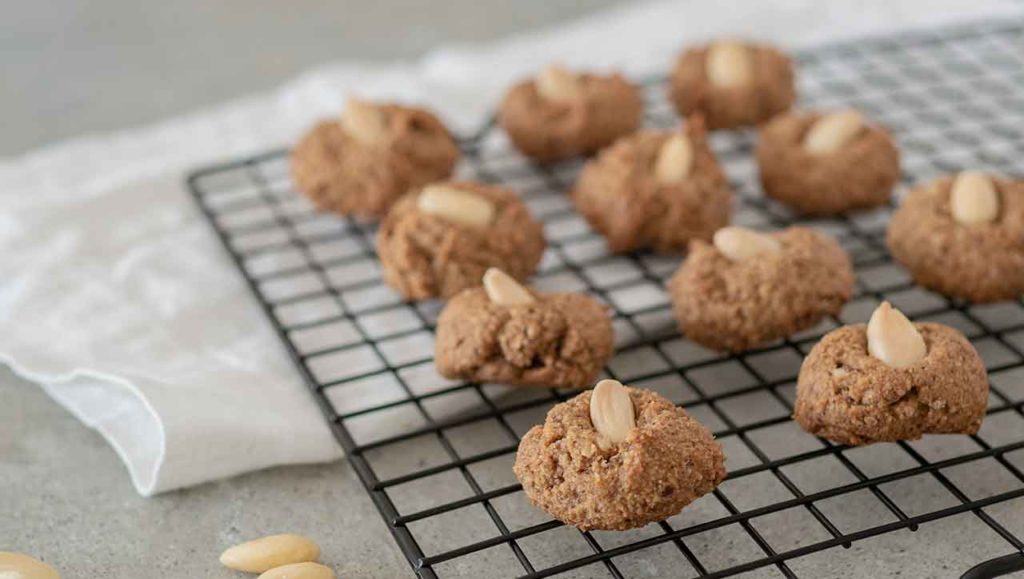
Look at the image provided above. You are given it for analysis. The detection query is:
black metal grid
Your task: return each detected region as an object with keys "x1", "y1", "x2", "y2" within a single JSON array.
[{"x1": 188, "y1": 20, "x2": 1024, "y2": 579}]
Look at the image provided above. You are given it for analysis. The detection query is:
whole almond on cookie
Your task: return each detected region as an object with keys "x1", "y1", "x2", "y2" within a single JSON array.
[
  {"x1": 712, "y1": 226, "x2": 781, "y2": 262},
  {"x1": 950, "y1": 171, "x2": 999, "y2": 225},
  {"x1": 482, "y1": 267, "x2": 535, "y2": 306},
  {"x1": 804, "y1": 110, "x2": 865, "y2": 155},
  {"x1": 219, "y1": 534, "x2": 320, "y2": 573},
  {"x1": 706, "y1": 41, "x2": 753, "y2": 88},
  {"x1": 654, "y1": 134, "x2": 694, "y2": 184},
  {"x1": 867, "y1": 301, "x2": 927, "y2": 368},
  {"x1": 417, "y1": 184, "x2": 496, "y2": 227},
  {"x1": 340, "y1": 98, "x2": 388, "y2": 145},
  {"x1": 0, "y1": 552, "x2": 60, "y2": 579},
  {"x1": 589, "y1": 379, "x2": 636, "y2": 449},
  {"x1": 536, "y1": 65, "x2": 582, "y2": 103}
]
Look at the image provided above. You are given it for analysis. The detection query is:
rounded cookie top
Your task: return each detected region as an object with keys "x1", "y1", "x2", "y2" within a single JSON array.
[
  {"x1": 794, "y1": 321, "x2": 988, "y2": 445},
  {"x1": 377, "y1": 181, "x2": 546, "y2": 301},
  {"x1": 668, "y1": 41, "x2": 795, "y2": 130},
  {"x1": 435, "y1": 279, "x2": 613, "y2": 389},
  {"x1": 499, "y1": 66, "x2": 643, "y2": 162},
  {"x1": 290, "y1": 101, "x2": 459, "y2": 219},
  {"x1": 887, "y1": 173, "x2": 1024, "y2": 302},
  {"x1": 668, "y1": 226, "x2": 854, "y2": 352},
  {"x1": 757, "y1": 110, "x2": 900, "y2": 215},
  {"x1": 514, "y1": 384, "x2": 725, "y2": 531},
  {"x1": 572, "y1": 119, "x2": 733, "y2": 254}
]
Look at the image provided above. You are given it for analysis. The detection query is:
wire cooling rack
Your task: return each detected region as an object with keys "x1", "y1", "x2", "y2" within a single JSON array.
[{"x1": 188, "y1": 19, "x2": 1024, "y2": 579}]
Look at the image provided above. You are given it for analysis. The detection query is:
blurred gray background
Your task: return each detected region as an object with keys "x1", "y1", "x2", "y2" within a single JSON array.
[{"x1": 1, "y1": 0, "x2": 622, "y2": 156}]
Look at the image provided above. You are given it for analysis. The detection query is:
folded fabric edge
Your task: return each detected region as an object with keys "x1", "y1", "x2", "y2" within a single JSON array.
[{"x1": 0, "y1": 353, "x2": 165, "y2": 496}]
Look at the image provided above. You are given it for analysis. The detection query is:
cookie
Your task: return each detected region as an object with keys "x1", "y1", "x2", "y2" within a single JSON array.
[
  {"x1": 377, "y1": 181, "x2": 546, "y2": 301},
  {"x1": 887, "y1": 172, "x2": 1024, "y2": 302},
  {"x1": 794, "y1": 302, "x2": 988, "y2": 445},
  {"x1": 291, "y1": 99, "x2": 459, "y2": 219},
  {"x1": 514, "y1": 379, "x2": 725, "y2": 530},
  {"x1": 668, "y1": 226, "x2": 854, "y2": 352},
  {"x1": 571, "y1": 118, "x2": 733, "y2": 253},
  {"x1": 668, "y1": 40, "x2": 795, "y2": 130},
  {"x1": 434, "y1": 268, "x2": 613, "y2": 389},
  {"x1": 757, "y1": 109, "x2": 901, "y2": 215},
  {"x1": 499, "y1": 65, "x2": 643, "y2": 162}
]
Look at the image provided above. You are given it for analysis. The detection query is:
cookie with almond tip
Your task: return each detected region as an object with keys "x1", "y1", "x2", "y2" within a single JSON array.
[
  {"x1": 499, "y1": 64, "x2": 643, "y2": 162},
  {"x1": 514, "y1": 379, "x2": 725, "y2": 531},
  {"x1": 377, "y1": 182, "x2": 546, "y2": 301},
  {"x1": 571, "y1": 116, "x2": 733, "y2": 254},
  {"x1": 434, "y1": 268, "x2": 613, "y2": 389},
  {"x1": 794, "y1": 302, "x2": 988, "y2": 445},
  {"x1": 291, "y1": 99, "x2": 459, "y2": 219},
  {"x1": 668, "y1": 40, "x2": 796, "y2": 130},
  {"x1": 756, "y1": 109, "x2": 900, "y2": 215},
  {"x1": 887, "y1": 172, "x2": 1024, "y2": 302},
  {"x1": 668, "y1": 226, "x2": 854, "y2": 352}
]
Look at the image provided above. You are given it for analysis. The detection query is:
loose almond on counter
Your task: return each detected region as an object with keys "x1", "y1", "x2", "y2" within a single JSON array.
[{"x1": 219, "y1": 534, "x2": 321, "y2": 573}]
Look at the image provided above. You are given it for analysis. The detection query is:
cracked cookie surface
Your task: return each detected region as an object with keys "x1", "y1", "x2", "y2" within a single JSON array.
[
  {"x1": 514, "y1": 386, "x2": 725, "y2": 530},
  {"x1": 794, "y1": 322, "x2": 988, "y2": 445},
  {"x1": 377, "y1": 181, "x2": 545, "y2": 301},
  {"x1": 668, "y1": 227, "x2": 854, "y2": 352},
  {"x1": 434, "y1": 288, "x2": 613, "y2": 389},
  {"x1": 572, "y1": 122, "x2": 732, "y2": 254},
  {"x1": 290, "y1": 104, "x2": 459, "y2": 219},
  {"x1": 887, "y1": 175, "x2": 1024, "y2": 302}
]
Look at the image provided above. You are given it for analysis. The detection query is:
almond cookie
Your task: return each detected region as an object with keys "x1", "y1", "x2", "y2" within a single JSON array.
[
  {"x1": 290, "y1": 99, "x2": 459, "y2": 219},
  {"x1": 668, "y1": 40, "x2": 796, "y2": 130},
  {"x1": 794, "y1": 302, "x2": 988, "y2": 445},
  {"x1": 498, "y1": 65, "x2": 643, "y2": 162},
  {"x1": 887, "y1": 172, "x2": 1024, "y2": 302},
  {"x1": 668, "y1": 226, "x2": 854, "y2": 352},
  {"x1": 514, "y1": 379, "x2": 725, "y2": 530},
  {"x1": 435, "y1": 269, "x2": 613, "y2": 389},
  {"x1": 571, "y1": 117, "x2": 733, "y2": 254},
  {"x1": 377, "y1": 181, "x2": 546, "y2": 301},
  {"x1": 757, "y1": 109, "x2": 901, "y2": 215}
]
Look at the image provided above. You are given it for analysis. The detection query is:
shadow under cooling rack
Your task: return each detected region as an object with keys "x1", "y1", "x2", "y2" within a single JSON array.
[{"x1": 189, "y1": 19, "x2": 1024, "y2": 579}]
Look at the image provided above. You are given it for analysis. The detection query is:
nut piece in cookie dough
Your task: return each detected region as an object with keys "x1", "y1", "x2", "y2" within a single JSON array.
[
  {"x1": 668, "y1": 226, "x2": 854, "y2": 352},
  {"x1": 794, "y1": 302, "x2": 988, "y2": 445},
  {"x1": 434, "y1": 268, "x2": 613, "y2": 389},
  {"x1": 887, "y1": 172, "x2": 1024, "y2": 302},
  {"x1": 756, "y1": 109, "x2": 900, "y2": 215},
  {"x1": 290, "y1": 99, "x2": 460, "y2": 219},
  {"x1": 572, "y1": 117, "x2": 733, "y2": 254},
  {"x1": 668, "y1": 40, "x2": 796, "y2": 130},
  {"x1": 378, "y1": 182, "x2": 546, "y2": 301},
  {"x1": 498, "y1": 64, "x2": 643, "y2": 162},
  {"x1": 514, "y1": 380, "x2": 725, "y2": 530}
]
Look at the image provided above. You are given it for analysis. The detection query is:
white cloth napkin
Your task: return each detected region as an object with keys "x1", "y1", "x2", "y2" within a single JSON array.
[{"x1": 2, "y1": 0, "x2": 1018, "y2": 496}]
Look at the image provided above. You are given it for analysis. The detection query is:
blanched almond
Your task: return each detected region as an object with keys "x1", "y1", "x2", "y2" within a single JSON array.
[
  {"x1": 536, "y1": 65, "x2": 582, "y2": 103},
  {"x1": 417, "y1": 185, "x2": 495, "y2": 227},
  {"x1": 0, "y1": 552, "x2": 60, "y2": 579},
  {"x1": 867, "y1": 301, "x2": 927, "y2": 368},
  {"x1": 804, "y1": 110, "x2": 865, "y2": 155},
  {"x1": 483, "y1": 268, "x2": 534, "y2": 306},
  {"x1": 950, "y1": 171, "x2": 999, "y2": 225},
  {"x1": 589, "y1": 379, "x2": 636, "y2": 449},
  {"x1": 340, "y1": 98, "x2": 388, "y2": 145},
  {"x1": 712, "y1": 226, "x2": 781, "y2": 262},
  {"x1": 257, "y1": 562, "x2": 336, "y2": 579},
  {"x1": 706, "y1": 42, "x2": 753, "y2": 88},
  {"x1": 654, "y1": 134, "x2": 694, "y2": 184},
  {"x1": 219, "y1": 534, "x2": 320, "y2": 573}
]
